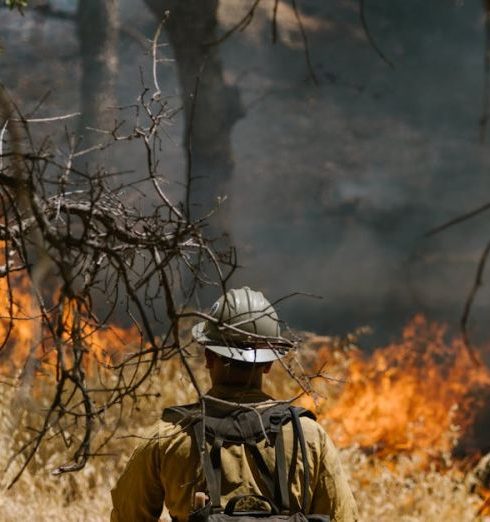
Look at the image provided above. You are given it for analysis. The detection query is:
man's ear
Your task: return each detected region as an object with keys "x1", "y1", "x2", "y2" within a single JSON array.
[{"x1": 263, "y1": 362, "x2": 273, "y2": 374}]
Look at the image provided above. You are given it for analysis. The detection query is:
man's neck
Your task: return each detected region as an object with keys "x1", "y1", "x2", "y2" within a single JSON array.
[{"x1": 207, "y1": 383, "x2": 273, "y2": 403}]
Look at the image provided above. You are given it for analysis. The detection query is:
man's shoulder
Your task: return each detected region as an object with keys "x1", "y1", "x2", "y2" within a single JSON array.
[
  {"x1": 162, "y1": 402, "x2": 201, "y2": 417},
  {"x1": 297, "y1": 412, "x2": 323, "y2": 432},
  {"x1": 134, "y1": 405, "x2": 198, "y2": 449},
  {"x1": 296, "y1": 413, "x2": 333, "y2": 448}
]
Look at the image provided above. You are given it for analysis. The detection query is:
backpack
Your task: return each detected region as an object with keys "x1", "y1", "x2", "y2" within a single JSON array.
[{"x1": 162, "y1": 401, "x2": 331, "y2": 522}]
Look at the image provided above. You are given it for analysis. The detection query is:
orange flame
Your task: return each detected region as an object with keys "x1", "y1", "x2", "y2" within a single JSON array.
[
  {"x1": 2, "y1": 242, "x2": 490, "y2": 462},
  {"x1": 304, "y1": 315, "x2": 490, "y2": 459},
  {"x1": 0, "y1": 244, "x2": 138, "y2": 378},
  {"x1": 56, "y1": 296, "x2": 140, "y2": 375}
]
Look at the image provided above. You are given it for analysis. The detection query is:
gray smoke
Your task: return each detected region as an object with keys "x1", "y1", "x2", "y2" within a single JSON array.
[{"x1": 2, "y1": 0, "x2": 489, "y2": 347}]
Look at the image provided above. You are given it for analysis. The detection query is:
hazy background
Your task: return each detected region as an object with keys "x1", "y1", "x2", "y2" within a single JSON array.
[{"x1": 2, "y1": 0, "x2": 490, "y2": 347}]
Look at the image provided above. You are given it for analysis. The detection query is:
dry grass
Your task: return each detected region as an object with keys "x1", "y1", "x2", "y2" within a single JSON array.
[{"x1": 0, "y1": 337, "x2": 488, "y2": 522}]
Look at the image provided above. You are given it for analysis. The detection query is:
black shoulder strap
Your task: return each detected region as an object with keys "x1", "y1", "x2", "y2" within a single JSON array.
[
  {"x1": 164, "y1": 405, "x2": 224, "y2": 508},
  {"x1": 162, "y1": 404, "x2": 200, "y2": 423},
  {"x1": 273, "y1": 423, "x2": 290, "y2": 512},
  {"x1": 192, "y1": 420, "x2": 223, "y2": 509},
  {"x1": 247, "y1": 444, "x2": 275, "y2": 496},
  {"x1": 289, "y1": 407, "x2": 312, "y2": 513}
]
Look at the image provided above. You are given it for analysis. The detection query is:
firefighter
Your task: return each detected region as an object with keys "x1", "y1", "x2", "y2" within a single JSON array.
[{"x1": 110, "y1": 287, "x2": 359, "y2": 522}]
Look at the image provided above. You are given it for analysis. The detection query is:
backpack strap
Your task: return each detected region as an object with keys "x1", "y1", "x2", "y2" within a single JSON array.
[
  {"x1": 247, "y1": 444, "x2": 275, "y2": 497},
  {"x1": 289, "y1": 407, "x2": 312, "y2": 513},
  {"x1": 273, "y1": 423, "x2": 290, "y2": 513},
  {"x1": 163, "y1": 406, "x2": 224, "y2": 510},
  {"x1": 162, "y1": 405, "x2": 200, "y2": 425},
  {"x1": 192, "y1": 419, "x2": 223, "y2": 510}
]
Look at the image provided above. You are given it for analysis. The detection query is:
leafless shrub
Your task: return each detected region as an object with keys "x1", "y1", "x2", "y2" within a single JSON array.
[{"x1": 0, "y1": 70, "x2": 244, "y2": 486}]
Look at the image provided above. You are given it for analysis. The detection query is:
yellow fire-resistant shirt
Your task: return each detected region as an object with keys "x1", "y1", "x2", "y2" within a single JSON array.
[{"x1": 110, "y1": 385, "x2": 358, "y2": 522}]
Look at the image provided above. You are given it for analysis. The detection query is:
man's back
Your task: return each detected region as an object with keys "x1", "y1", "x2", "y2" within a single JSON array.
[{"x1": 110, "y1": 385, "x2": 358, "y2": 522}]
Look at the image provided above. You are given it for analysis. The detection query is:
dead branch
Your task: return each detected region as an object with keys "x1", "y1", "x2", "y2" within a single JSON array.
[
  {"x1": 480, "y1": 0, "x2": 490, "y2": 142},
  {"x1": 425, "y1": 201, "x2": 490, "y2": 237},
  {"x1": 0, "y1": 20, "x2": 321, "y2": 486},
  {"x1": 460, "y1": 240, "x2": 490, "y2": 366},
  {"x1": 291, "y1": 0, "x2": 318, "y2": 85},
  {"x1": 208, "y1": 0, "x2": 262, "y2": 46},
  {"x1": 0, "y1": 75, "x2": 239, "y2": 485},
  {"x1": 359, "y1": 0, "x2": 394, "y2": 69}
]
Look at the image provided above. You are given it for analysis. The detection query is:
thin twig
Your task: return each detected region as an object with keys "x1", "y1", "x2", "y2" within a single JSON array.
[
  {"x1": 272, "y1": 0, "x2": 280, "y2": 43},
  {"x1": 12, "y1": 112, "x2": 81, "y2": 123},
  {"x1": 425, "y1": 201, "x2": 490, "y2": 237},
  {"x1": 151, "y1": 12, "x2": 170, "y2": 99},
  {"x1": 480, "y1": 0, "x2": 490, "y2": 142},
  {"x1": 291, "y1": 0, "x2": 319, "y2": 85},
  {"x1": 476, "y1": 492, "x2": 490, "y2": 517},
  {"x1": 0, "y1": 118, "x2": 8, "y2": 171},
  {"x1": 460, "y1": 240, "x2": 490, "y2": 366},
  {"x1": 359, "y1": 0, "x2": 394, "y2": 68},
  {"x1": 207, "y1": 0, "x2": 262, "y2": 46},
  {"x1": 185, "y1": 68, "x2": 202, "y2": 220}
]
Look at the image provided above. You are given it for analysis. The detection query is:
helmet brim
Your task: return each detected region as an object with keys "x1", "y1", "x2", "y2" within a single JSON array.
[{"x1": 192, "y1": 321, "x2": 288, "y2": 363}]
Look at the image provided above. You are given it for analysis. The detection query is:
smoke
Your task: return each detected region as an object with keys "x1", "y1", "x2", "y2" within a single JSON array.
[
  {"x1": 220, "y1": 0, "x2": 490, "y2": 344},
  {"x1": 2, "y1": 0, "x2": 490, "y2": 346}
]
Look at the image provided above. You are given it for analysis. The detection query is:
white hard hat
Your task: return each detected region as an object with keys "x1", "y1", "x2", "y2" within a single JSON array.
[{"x1": 192, "y1": 287, "x2": 290, "y2": 363}]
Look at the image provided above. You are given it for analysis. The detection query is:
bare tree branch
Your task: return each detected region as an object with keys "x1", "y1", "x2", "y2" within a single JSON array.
[
  {"x1": 480, "y1": 0, "x2": 490, "y2": 142},
  {"x1": 460, "y1": 240, "x2": 490, "y2": 367},
  {"x1": 359, "y1": 0, "x2": 394, "y2": 69},
  {"x1": 291, "y1": 0, "x2": 318, "y2": 85},
  {"x1": 425, "y1": 201, "x2": 490, "y2": 237}
]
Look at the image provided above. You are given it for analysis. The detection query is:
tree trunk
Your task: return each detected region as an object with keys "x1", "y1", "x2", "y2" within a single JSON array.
[
  {"x1": 145, "y1": 0, "x2": 245, "y2": 226},
  {"x1": 77, "y1": 0, "x2": 119, "y2": 145}
]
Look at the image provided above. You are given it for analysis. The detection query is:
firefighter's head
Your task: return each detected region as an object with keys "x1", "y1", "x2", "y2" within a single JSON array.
[{"x1": 192, "y1": 286, "x2": 290, "y2": 385}]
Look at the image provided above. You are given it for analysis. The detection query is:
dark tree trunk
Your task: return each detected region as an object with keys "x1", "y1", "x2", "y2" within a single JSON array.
[
  {"x1": 145, "y1": 0, "x2": 245, "y2": 225},
  {"x1": 77, "y1": 0, "x2": 119, "y2": 144}
]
